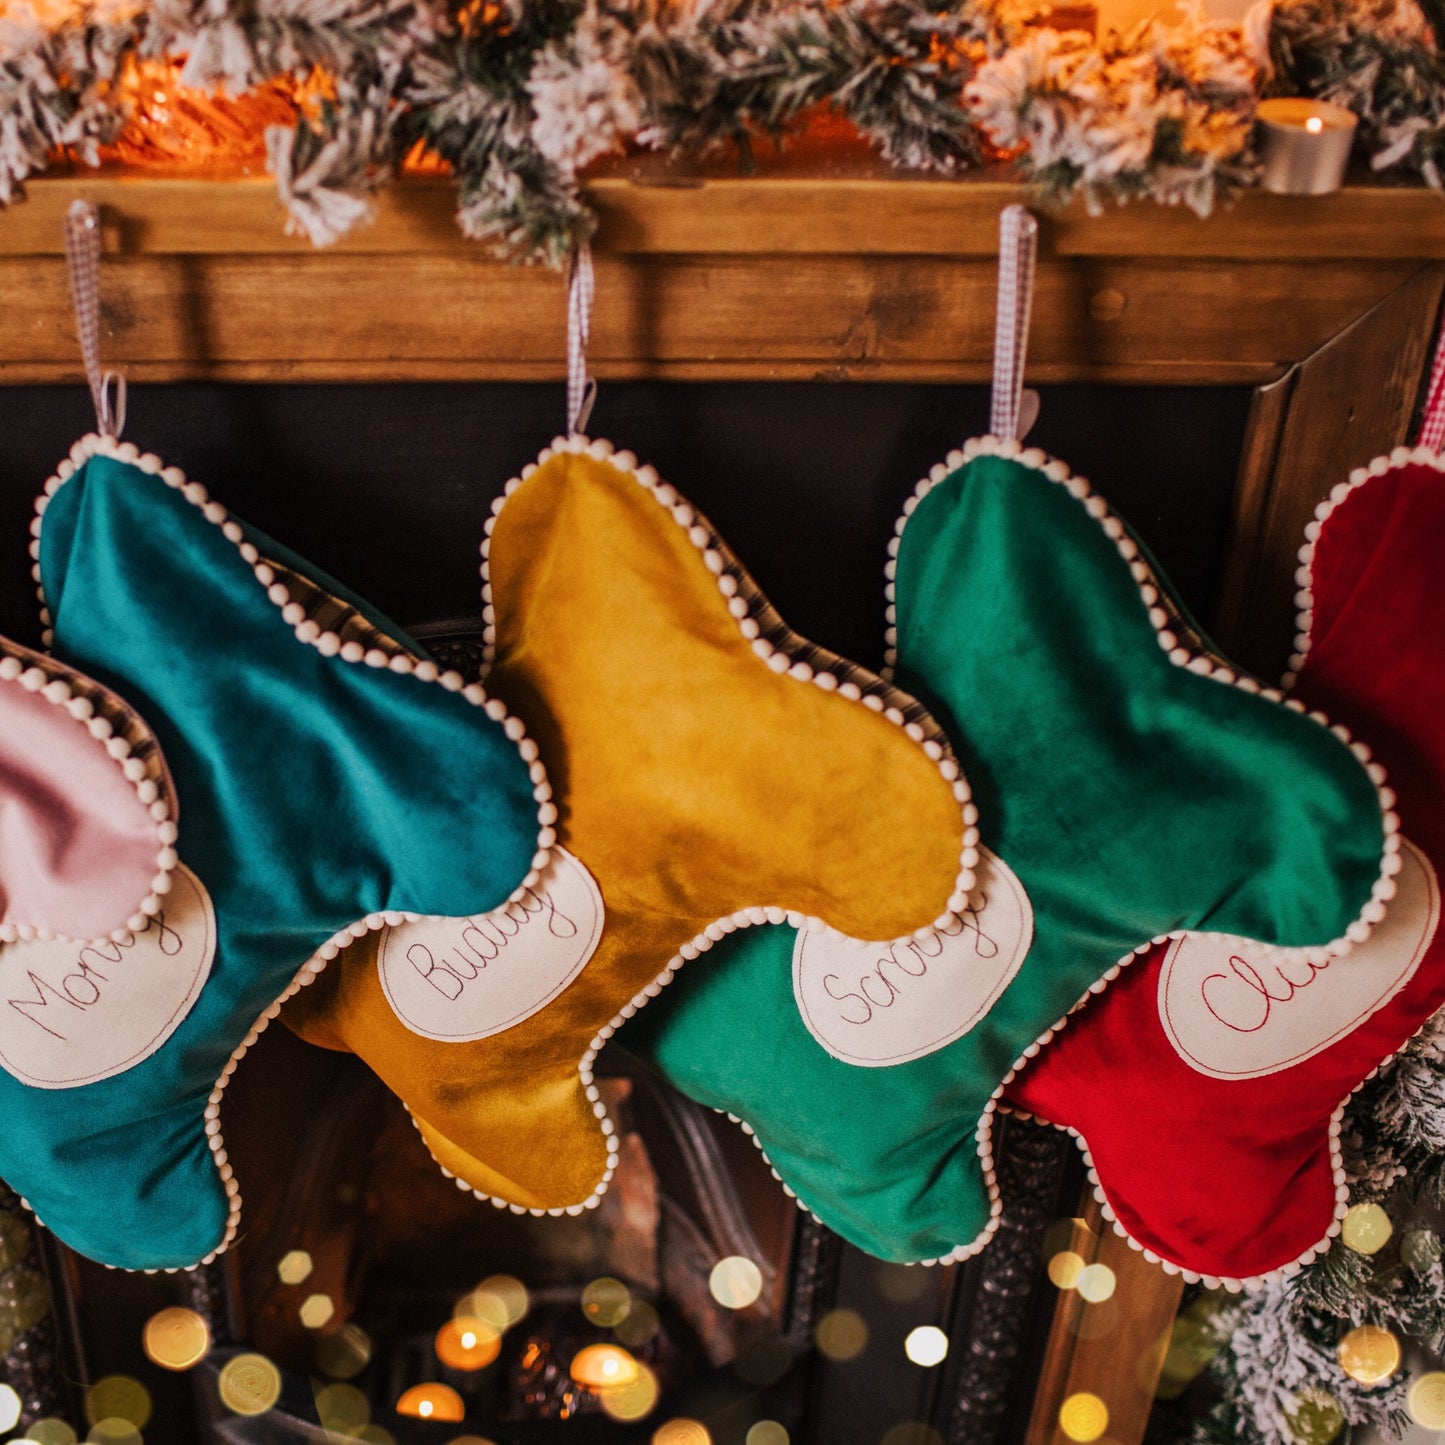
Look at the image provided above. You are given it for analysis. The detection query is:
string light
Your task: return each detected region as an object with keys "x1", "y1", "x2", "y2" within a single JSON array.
[
  {"x1": 276, "y1": 1250, "x2": 313, "y2": 1285},
  {"x1": 1337, "y1": 1325, "x2": 1401, "y2": 1385},
  {"x1": 600, "y1": 1362, "x2": 660, "y2": 1423},
  {"x1": 1408, "y1": 1372, "x2": 1445, "y2": 1430},
  {"x1": 1058, "y1": 1392, "x2": 1109, "y2": 1443},
  {"x1": 709, "y1": 1257, "x2": 764, "y2": 1310},
  {"x1": 581, "y1": 1277, "x2": 632, "y2": 1328},
  {"x1": 396, "y1": 1384, "x2": 466, "y2": 1423},
  {"x1": 436, "y1": 1317, "x2": 501, "y2": 1371},
  {"x1": 904, "y1": 1327, "x2": 949, "y2": 1367},
  {"x1": 814, "y1": 1309, "x2": 868, "y2": 1361},
  {"x1": 142, "y1": 1308, "x2": 210, "y2": 1371},
  {"x1": 299, "y1": 1293, "x2": 335, "y2": 1329},
  {"x1": 1341, "y1": 1203, "x2": 1393, "y2": 1256},
  {"x1": 85, "y1": 1377, "x2": 151, "y2": 1431},
  {"x1": 569, "y1": 1344, "x2": 641, "y2": 1391},
  {"x1": 1048, "y1": 1251, "x2": 1086, "y2": 1290},
  {"x1": 218, "y1": 1354, "x2": 282, "y2": 1416}
]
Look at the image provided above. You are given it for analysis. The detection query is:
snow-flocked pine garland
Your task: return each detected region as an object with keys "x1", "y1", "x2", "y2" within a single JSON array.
[{"x1": 0, "y1": 0, "x2": 1440, "y2": 263}]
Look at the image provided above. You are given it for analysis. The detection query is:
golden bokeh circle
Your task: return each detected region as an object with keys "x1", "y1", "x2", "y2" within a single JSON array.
[
  {"x1": 601, "y1": 1362, "x2": 661, "y2": 1423},
  {"x1": 1341, "y1": 1202, "x2": 1393, "y2": 1256},
  {"x1": 570, "y1": 1343, "x2": 640, "y2": 1391},
  {"x1": 1048, "y1": 1251, "x2": 1085, "y2": 1290},
  {"x1": 1409, "y1": 1372, "x2": 1445, "y2": 1430},
  {"x1": 85, "y1": 1420, "x2": 142, "y2": 1445},
  {"x1": 84, "y1": 1377, "x2": 151, "y2": 1430},
  {"x1": 746, "y1": 1422, "x2": 790, "y2": 1445},
  {"x1": 1076, "y1": 1264, "x2": 1116, "y2": 1304},
  {"x1": 1058, "y1": 1392, "x2": 1109, "y2": 1443},
  {"x1": 142, "y1": 1307, "x2": 211, "y2": 1372},
  {"x1": 299, "y1": 1293, "x2": 335, "y2": 1330},
  {"x1": 651, "y1": 1420, "x2": 712, "y2": 1445},
  {"x1": 904, "y1": 1326, "x2": 949, "y2": 1367},
  {"x1": 581, "y1": 1277, "x2": 632, "y2": 1328},
  {"x1": 25, "y1": 1419, "x2": 78, "y2": 1445},
  {"x1": 396, "y1": 1383, "x2": 466, "y2": 1423},
  {"x1": 615, "y1": 1299, "x2": 661, "y2": 1347},
  {"x1": 1285, "y1": 1388, "x2": 1345, "y2": 1445},
  {"x1": 0, "y1": 1382, "x2": 20, "y2": 1432},
  {"x1": 276, "y1": 1250, "x2": 313, "y2": 1285},
  {"x1": 436, "y1": 1317, "x2": 501, "y2": 1372},
  {"x1": 218, "y1": 1353, "x2": 282, "y2": 1416},
  {"x1": 315, "y1": 1321, "x2": 373, "y2": 1380},
  {"x1": 709, "y1": 1257, "x2": 764, "y2": 1311},
  {"x1": 314, "y1": 1381, "x2": 369, "y2": 1434},
  {"x1": 814, "y1": 1309, "x2": 868, "y2": 1362},
  {"x1": 1337, "y1": 1324, "x2": 1401, "y2": 1385},
  {"x1": 458, "y1": 1275, "x2": 528, "y2": 1332}
]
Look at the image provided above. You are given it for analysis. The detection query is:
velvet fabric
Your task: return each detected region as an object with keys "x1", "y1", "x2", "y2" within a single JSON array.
[
  {"x1": 1006, "y1": 456, "x2": 1445, "y2": 1279},
  {"x1": 283, "y1": 444, "x2": 966, "y2": 1210},
  {"x1": 624, "y1": 448, "x2": 1387, "y2": 1264},
  {"x1": 0, "y1": 640, "x2": 171, "y2": 940},
  {"x1": 28, "y1": 444, "x2": 540, "y2": 1269}
]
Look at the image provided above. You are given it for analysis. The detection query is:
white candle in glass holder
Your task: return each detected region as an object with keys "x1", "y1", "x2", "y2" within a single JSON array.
[{"x1": 1256, "y1": 98, "x2": 1358, "y2": 195}]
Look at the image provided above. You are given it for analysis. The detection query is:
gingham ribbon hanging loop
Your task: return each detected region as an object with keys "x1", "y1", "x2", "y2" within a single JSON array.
[
  {"x1": 62, "y1": 200, "x2": 126, "y2": 440},
  {"x1": 989, "y1": 205, "x2": 1039, "y2": 443},
  {"x1": 566, "y1": 243, "x2": 597, "y2": 439}
]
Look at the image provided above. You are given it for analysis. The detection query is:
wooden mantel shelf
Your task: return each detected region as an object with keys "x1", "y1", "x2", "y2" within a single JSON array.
[{"x1": 0, "y1": 169, "x2": 1440, "y2": 387}]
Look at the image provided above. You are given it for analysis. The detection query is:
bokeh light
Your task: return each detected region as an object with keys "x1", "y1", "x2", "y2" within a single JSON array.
[
  {"x1": 904, "y1": 1327, "x2": 949, "y2": 1367},
  {"x1": 570, "y1": 1344, "x2": 641, "y2": 1391},
  {"x1": 1154, "y1": 1313, "x2": 1223, "y2": 1400},
  {"x1": 1341, "y1": 1202, "x2": 1393, "y2": 1256},
  {"x1": 314, "y1": 1382, "x2": 369, "y2": 1435},
  {"x1": 879, "y1": 1426, "x2": 945, "y2": 1445},
  {"x1": 315, "y1": 1321, "x2": 372, "y2": 1379},
  {"x1": 276, "y1": 1250, "x2": 313, "y2": 1285},
  {"x1": 0, "y1": 1383, "x2": 20, "y2": 1431},
  {"x1": 652, "y1": 1420, "x2": 711, "y2": 1445},
  {"x1": 1076, "y1": 1264, "x2": 1116, "y2": 1304},
  {"x1": 815, "y1": 1309, "x2": 868, "y2": 1361},
  {"x1": 1285, "y1": 1388, "x2": 1345, "y2": 1445},
  {"x1": 1337, "y1": 1324, "x2": 1401, "y2": 1384},
  {"x1": 218, "y1": 1353, "x2": 282, "y2": 1416},
  {"x1": 299, "y1": 1293, "x2": 335, "y2": 1329},
  {"x1": 1048, "y1": 1251, "x2": 1086, "y2": 1290},
  {"x1": 615, "y1": 1299, "x2": 661, "y2": 1347},
  {"x1": 600, "y1": 1362, "x2": 661, "y2": 1422},
  {"x1": 23, "y1": 1420, "x2": 78, "y2": 1445},
  {"x1": 746, "y1": 1423, "x2": 789, "y2": 1445},
  {"x1": 85, "y1": 1421, "x2": 141, "y2": 1445},
  {"x1": 1058, "y1": 1392, "x2": 1109, "y2": 1443},
  {"x1": 734, "y1": 1334, "x2": 796, "y2": 1387},
  {"x1": 581, "y1": 1277, "x2": 632, "y2": 1327},
  {"x1": 436, "y1": 1317, "x2": 501, "y2": 1371},
  {"x1": 142, "y1": 1307, "x2": 210, "y2": 1371},
  {"x1": 458, "y1": 1275, "x2": 528, "y2": 1332},
  {"x1": 709, "y1": 1256, "x2": 764, "y2": 1310},
  {"x1": 1408, "y1": 1371, "x2": 1445, "y2": 1430},
  {"x1": 396, "y1": 1384, "x2": 466, "y2": 1423},
  {"x1": 85, "y1": 1378, "x2": 151, "y2": 1431}
]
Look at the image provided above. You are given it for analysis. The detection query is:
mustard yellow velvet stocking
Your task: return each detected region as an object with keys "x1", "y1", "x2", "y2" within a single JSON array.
[{"x1": 283, "y1": 437, "x2": 973, "y2": 1212}]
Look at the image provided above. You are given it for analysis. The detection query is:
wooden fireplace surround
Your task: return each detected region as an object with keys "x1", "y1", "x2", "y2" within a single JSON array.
[{"x1": 2, "y1": 167, "x2": 1443, "y2": 1445}]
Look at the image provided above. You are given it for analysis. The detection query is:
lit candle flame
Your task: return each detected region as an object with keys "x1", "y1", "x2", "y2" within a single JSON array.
[{"x1": 1305, "y1": 116, "x2": 1324, "y2": 133}]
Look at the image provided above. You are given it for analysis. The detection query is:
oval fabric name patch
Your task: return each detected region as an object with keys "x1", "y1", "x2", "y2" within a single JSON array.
[
  {"x1": 792, "y1": 846, "x2": 1033, "y2": 1067},
  {"x1": 1159, "y1": 837, "x2": 1439, "y2": 1081},
  {"x1": 0, "y1": 863, "x2": 216, "y2": 1089},
  {"x1": 379, "y1": 847, "x2": 604, "y2": 1042}
]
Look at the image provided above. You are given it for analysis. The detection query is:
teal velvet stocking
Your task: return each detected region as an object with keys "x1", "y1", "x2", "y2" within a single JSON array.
[
  {"x1": 623, "y1": 443, "x2": 1387, "y2": 1263},
  {"x1": 20, "y1": 437, "x2": 541, "y2": 1269}
]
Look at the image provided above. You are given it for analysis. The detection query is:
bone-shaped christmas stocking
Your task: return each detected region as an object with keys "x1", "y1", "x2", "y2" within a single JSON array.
[
  {"x1": 281, "y1": 435, "x2": 973, "y2": 1214},
  {"x1": 622, "y1": 437, "x2": 1390, "y2": 1265},
  {"x1": 1006, "y1": 445, "x2": 1443, "y2": 1286},
  {"x1": 26, "y1": 433, "x2": 545, "y2": 1270}
]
